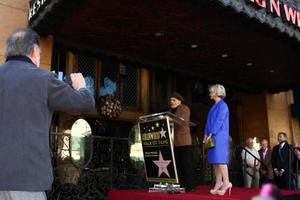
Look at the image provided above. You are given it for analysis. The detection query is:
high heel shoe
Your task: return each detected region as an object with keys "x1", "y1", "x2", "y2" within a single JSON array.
[
  {"x1": 216, "y1": 182, "x2": 232, "y2": 196},
  {"x1": 209, "y1": 183, "x2": 223, "y2": 195}
]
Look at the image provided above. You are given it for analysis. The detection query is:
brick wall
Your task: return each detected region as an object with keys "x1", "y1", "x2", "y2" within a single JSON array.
[{"x1": 0, "y1": 0, "x2": 53, "y2": 70}]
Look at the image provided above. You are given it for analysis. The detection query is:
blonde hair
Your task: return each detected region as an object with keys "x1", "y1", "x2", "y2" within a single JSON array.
[{"x1": 209, "y1": 84, "x2": 226, "y2": 98}]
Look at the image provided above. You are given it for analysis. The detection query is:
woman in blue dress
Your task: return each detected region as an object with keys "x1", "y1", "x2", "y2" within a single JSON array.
[{"x1": 203, "y1": 84, "x2": 232, "y2": 196}]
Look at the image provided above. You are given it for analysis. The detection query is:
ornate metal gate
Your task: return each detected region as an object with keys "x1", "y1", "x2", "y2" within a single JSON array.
[{"x1": 47, "y1": 133, "x2": 148, "y2": 200}]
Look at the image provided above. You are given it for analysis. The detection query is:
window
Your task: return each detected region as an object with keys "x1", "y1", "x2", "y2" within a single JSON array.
[
  {"x1": 76, "y1": 54, "x2": 97, "y2": 96},
  {"x1": 74, "y1": 54, "x2": 140, "y2": 109},
  {"x1": 119, "y1": 64, "x2": 139, "y2": 108},
  {"x1": 51, "y1": 49, "x2": 66, "y2": 74},
  {"x1": 76, "y1": 54, "x2": 97, "y2": 79}
]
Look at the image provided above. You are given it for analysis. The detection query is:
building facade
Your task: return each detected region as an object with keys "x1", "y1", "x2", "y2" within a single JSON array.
[
  {"x1": 0, "y1": 0, "x2": 297, "y2": 146},
  {"x1": 0, "y1": 0, "x2": 300, "y2": 197}
]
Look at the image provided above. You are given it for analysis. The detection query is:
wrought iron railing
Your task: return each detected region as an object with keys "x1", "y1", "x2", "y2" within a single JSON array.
[
  {"x1": 233, "y1": 146, "x2": 268, "y2": 188},
  {"x1": 47, "y1": 133, "x2": 148, "y2": 200}
]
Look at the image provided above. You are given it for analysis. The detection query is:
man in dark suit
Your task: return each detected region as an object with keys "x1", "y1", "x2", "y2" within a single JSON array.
[
  {"x1": 0, "y1": 29, "x2": 95, "y2": 199},
  {"x1": 170, "y1": 92, "x2": 196, "y2": 191},
  {"x1": 271, "y1": 132, "x2": 296, "y2": 189},
  {"x1": 258, "y1": 139, "x2": 274, "y2": 184}
]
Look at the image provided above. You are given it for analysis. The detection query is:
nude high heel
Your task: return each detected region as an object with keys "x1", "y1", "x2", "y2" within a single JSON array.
[
  {"x1": 217, "y1": 182, "x2": 232, "y2": 196},
  {"x1": 209, "y1": 183, "x2": 223, "y2": 195}
]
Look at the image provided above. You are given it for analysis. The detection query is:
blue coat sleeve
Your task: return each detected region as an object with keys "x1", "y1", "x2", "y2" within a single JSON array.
[{"x1": 210, "y1": 102, "x2": 228, "y2": 136}]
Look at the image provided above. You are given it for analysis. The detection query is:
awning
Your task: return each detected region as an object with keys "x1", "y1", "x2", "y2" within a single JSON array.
[
  {"x1": 28, "y1": 0, "x2": 300, "y2": 92},
  {"x1": 217, "y1": 0, "x2": 300, "y2": 41}
]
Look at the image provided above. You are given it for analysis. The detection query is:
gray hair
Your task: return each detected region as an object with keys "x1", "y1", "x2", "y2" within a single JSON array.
[
  {"x1": 209, "y1": 84, "x2": 226, "y2": 98},
  {"x1": 4, "y1": 28, "x2": 40, "y2": 58},
  {"x1": 246, "y1": 137, "x2": 254, "y2": 145}
]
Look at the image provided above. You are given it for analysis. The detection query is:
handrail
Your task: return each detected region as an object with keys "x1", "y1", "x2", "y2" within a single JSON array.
[
  {"x1": 235, "y1": 144, "x2": 299, "y2": 189},
  {"x1": 235, "y1": 146, "x2": 268, "y2": 170},
  {"x1": 234, "y1": 146, "x2": 268, "y2": 187}
]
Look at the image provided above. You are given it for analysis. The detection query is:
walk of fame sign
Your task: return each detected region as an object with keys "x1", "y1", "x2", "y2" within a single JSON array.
[{"x1": 138, "y1": 114, "x2": 178, "y2": 184}]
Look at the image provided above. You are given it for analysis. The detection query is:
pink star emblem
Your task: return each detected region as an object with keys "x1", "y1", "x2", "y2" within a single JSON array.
[{"x1": 153, "y1": 151, "x2": 171, "y2": 177}]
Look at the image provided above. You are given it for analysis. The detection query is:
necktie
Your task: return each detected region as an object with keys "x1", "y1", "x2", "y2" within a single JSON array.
[
  {"x1": 279, "y1": 144, "x2": 284, "y2": 160},
  {"x1": 263, "y1": 149, "x2": 267, "y2": 159}
]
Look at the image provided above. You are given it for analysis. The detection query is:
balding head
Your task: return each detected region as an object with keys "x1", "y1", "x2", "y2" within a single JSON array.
[
  {"x1": 5, "y1": 28, "x2": 40, "y2": 58},
  {"x1": 261, "y1": 139, "x2": 269, "y2": 150},
  {"x1": 5, "y1": 28, "x2": 41, "y2": 67},
  {"x1": 246, "y1": 137, "x2": 254, "y2": 149}
]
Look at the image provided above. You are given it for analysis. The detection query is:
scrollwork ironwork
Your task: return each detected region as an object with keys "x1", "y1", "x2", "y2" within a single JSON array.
[{"x1": 48, "y1": 133, "x2": 147, "y2": 200}]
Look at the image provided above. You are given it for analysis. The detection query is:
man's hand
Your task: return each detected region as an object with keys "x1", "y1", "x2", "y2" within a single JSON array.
[
  {"x1": 255, "y1": 163, "x2": 260, "y2": 170},
  {"x1": 279, "y1": 169, "x2": 284, "y2": 177},
  {"x1": 255, "y1": 164, "x2": 260, "y2": 171},
  {"x1": 274, "y1": 170, "x2": 280, "y2": 177},
  {"x1": 70, "y1": 73, "x2": 86, "y2": 90}
]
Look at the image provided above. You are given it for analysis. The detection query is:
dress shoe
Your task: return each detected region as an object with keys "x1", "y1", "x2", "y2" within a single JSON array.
[
  {"x1": 216, "y1": 182, "x2": 232, "y2": 196},
  {"x1": 209, "y1": 183, "x2": 223, "y2": 195}
]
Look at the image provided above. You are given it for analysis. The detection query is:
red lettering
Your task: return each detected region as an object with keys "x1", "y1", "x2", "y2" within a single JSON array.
[
  {"x1": 284, "y1": 4, "x2": 297, "y2": 25},
  {"x1": 297, "y1": 12, "x2": 300, "y2": 27},
  {"x1": 256, "y1": 0, "x2": 266, "y2": 8},
  {"x1": 248, "y1": 0, "x2": 300, "y2": 29},
  {"x1": 270, "y1": 0, "x2": 280, "y2": 17}
]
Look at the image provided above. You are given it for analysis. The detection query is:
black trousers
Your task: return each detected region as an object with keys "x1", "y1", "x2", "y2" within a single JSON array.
[
  {"x1": 275, "y1": 171, "x2": 296, "y2": 190},
  {"x1": 174, "y1": 145, "x2": 196, "y2": 191}
]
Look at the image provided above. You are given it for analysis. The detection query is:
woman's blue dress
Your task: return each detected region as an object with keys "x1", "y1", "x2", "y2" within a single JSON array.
[{"x1": 204, "y1": 99, "x2": 229, "y2": 164}]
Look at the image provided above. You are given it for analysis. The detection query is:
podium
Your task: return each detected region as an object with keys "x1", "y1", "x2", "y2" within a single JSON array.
[{"x1": 138, "y1": 112, "x2": 195, "y2": 193}]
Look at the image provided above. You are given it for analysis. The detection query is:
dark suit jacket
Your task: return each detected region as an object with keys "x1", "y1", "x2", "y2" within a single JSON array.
[
  {"x1": 271, "y1": 142, "x2": 294, "y2": 173},
  {"x1": 0, "y1": 56, "x2": 95, "y2": 191},
  {"x1": 258, "y1": 148, "x2": 274, "y2": 179},
  {"x1": 174, "y1": 104, "x2": 191, "y2": 146},
  {"x1": 271, "y1": 142, "x2": 298, "y2": 189}
]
